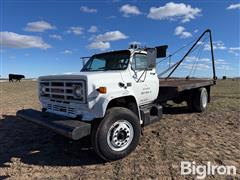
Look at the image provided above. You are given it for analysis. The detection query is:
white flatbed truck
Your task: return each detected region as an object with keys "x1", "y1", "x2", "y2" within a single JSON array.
[{"x1": 17, "y1": 29, "x2": 216, "y2": 161}]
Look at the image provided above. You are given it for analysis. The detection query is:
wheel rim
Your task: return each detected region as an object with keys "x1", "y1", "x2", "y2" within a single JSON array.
[
  {"x1": 107, "y1": 120, "x2": 134, "y2": 152},
  {"x1": 201, "y1": 90, "x2": 208, "y2": 108}
]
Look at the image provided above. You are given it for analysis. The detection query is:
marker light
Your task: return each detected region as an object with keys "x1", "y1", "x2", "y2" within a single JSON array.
[{"x1": 97, "y1": 87, "x2": 107, "y2": 94}]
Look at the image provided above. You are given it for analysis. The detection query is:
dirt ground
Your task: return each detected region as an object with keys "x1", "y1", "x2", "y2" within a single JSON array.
[{"x1": 0, "y1": 80, "x2": 239, "y2": 179}]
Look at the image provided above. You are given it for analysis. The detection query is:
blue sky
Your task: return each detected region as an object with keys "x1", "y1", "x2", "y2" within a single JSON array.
[{"x1": 1, "y1": 0, "x2": 239, "y2": 78}]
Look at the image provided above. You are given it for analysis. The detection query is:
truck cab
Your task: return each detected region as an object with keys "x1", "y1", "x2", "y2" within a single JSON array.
[{"x1": 38, "y1": 47, "x2": 161, "y2": 123}]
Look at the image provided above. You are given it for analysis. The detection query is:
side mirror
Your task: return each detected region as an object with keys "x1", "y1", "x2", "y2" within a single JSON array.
[
  {"x1": 146, "y1": 48, "x2": 157, "y2": 69},
  {"x1": 155, "y1": 45, "x2": 168, "y2": 58}
]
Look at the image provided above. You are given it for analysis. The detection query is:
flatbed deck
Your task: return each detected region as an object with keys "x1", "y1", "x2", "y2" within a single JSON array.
[
  {"x1": 159, "y1": 79, "x2": 215, "y2": 91},
  {"x1": 157, "y1": 79, "x2": 215, "y2": 102}
]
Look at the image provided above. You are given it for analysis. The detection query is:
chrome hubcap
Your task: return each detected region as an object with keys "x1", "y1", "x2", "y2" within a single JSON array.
[{"x1": 107, "y1": 120, "x2": 134, "y2": 151}]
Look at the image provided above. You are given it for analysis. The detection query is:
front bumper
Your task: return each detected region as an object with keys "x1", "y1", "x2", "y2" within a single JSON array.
[
  {"x1": 16, "y1": 109, "x2": 91, "y2": 140},
  {"x1": 40, "y1": 98, "x2": 96, "y2": 120}
]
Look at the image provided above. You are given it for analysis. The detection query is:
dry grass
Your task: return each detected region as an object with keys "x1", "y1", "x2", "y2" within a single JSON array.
[{"x1": 0, "y1": 79, "x2": 239, "y2": 179}]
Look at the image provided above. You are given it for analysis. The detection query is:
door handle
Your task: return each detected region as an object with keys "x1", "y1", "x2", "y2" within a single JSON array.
[{"x1": 150, "y1": 73, "x2": 155, "y2": 75}]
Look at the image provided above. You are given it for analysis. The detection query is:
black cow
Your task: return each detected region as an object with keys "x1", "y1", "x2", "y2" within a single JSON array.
[{"x1": 9, "y1": 74, "x2": 25, "y2": 82}]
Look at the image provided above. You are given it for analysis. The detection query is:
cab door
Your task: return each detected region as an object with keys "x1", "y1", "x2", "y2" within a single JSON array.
[{"x1": 129, "y1": 53, "x2": 159, "y2": 105}]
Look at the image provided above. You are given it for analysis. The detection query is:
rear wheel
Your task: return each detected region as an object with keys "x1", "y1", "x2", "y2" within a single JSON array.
[
  {"x1": 91, "y1": 107, "x2": 141, "y2": 161},
  {"x1": 188, "y1": 88, "x2": 208, "y2": 112}
]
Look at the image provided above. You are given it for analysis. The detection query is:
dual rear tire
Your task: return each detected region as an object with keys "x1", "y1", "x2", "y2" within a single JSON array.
[
  {"x1": 187, "y1": 87, "x2": 208, "y2": 112},
  {"x1": 91, "y1": 107, "x2": 141, "y2": 161}
]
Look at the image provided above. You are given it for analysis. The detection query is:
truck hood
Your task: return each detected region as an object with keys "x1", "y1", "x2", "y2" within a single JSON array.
[
  {"x1": 38, "y1": 71, "x2": 125, "y2": 84},
  {"x1": 38, "y1": 71, "x2": 127, "y2": 103}
]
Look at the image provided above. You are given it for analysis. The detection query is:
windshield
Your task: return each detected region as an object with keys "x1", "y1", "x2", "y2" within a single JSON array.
[{"x1": 81, "y1": 50, "x2": 130, "y2": 71}]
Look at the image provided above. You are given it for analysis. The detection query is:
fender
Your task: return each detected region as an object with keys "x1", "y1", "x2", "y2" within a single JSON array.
[{"x1": 90, "y1": 91, "x2": 141, "y2": 122}]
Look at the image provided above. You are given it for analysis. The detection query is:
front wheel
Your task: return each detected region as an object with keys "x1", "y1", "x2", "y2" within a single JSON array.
[{"x1": 91, "y1": 107, "x2": 141, "y2": 161}]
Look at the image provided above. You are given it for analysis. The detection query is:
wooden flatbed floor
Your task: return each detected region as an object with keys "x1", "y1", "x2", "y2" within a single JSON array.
[
  {"x1": 159, "y1": 79, "x2": 215, "y2": 91},
  {"x1": 157, "y1": 79, "x2": 215, "y2": 102}
]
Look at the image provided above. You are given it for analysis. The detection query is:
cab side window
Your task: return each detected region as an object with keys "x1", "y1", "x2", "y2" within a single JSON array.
[{"x1": 132, "y1": 54, "x2": 148, "y2": 70}]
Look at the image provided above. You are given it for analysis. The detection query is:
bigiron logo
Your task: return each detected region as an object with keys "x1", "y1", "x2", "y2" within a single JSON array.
[{"x1": 181, "y1": 161, "x2": 237, "y2": 179}]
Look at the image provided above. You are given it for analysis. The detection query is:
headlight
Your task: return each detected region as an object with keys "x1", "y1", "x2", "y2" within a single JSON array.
[
  {"x1": 40, "y1": 86, "x2": 46, "y2": 95},
  {"x1": 73, "y1": 85, "x2": 83, "y2": 98}
]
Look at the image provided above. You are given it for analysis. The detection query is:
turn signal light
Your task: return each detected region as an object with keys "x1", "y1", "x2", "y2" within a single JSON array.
[{"x1": 97, "y1": 87, "x2": 107, "y2": 94}]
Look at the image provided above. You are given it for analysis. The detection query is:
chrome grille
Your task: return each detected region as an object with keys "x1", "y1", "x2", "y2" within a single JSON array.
[{"x1": 40, "y1": 80, "x2": 85, "y2": 103}]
